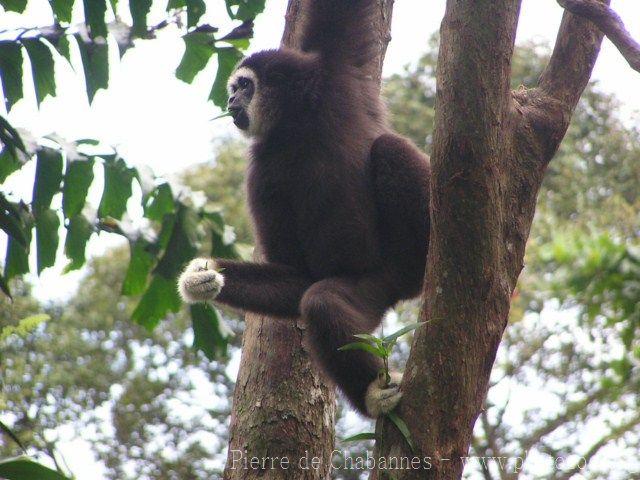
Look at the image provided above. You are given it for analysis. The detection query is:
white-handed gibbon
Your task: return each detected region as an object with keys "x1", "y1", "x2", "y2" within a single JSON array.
[{"x1": 178, "y1": 0, "x2": 430, "y2": 418}]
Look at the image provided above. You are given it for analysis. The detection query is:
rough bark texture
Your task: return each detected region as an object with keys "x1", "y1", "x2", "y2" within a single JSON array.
[
  {"x1": 373, "y1": 1, "x2": 609, "y2": 479},
  {"x1": 223, "y1": 2, "x2": 394, "y2": 478}
]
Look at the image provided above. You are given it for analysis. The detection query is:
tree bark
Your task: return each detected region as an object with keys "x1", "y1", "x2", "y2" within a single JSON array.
[
  {"x1": 373, "y1": 1, "x2": 608, "y2": 479},
  {"x1": 223, "y1": 2, "x2": 394, "y2": 478}
]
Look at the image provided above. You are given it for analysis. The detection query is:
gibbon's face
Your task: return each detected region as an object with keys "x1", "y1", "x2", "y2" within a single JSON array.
[{"x1": 227, "y1": 67, "x2": 257, "y2": 132}]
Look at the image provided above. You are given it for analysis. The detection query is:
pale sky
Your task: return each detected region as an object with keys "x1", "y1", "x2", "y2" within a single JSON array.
[{"x1": 2, "y1": 0, "x2": 640, "y2": 478}]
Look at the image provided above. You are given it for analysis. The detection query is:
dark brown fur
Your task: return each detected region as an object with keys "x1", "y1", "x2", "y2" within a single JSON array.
[{"x1": 215, "y1": 0, "x2": 430, "y2": 415}]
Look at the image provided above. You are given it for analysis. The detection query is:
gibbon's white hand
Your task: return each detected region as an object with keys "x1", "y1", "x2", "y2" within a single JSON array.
[
  {"x1": 178, "y1": 258, "x2": 225, "y2": 304},
  {"x1": 365, "y1": 371, "x2": 403, "y2": 417}
]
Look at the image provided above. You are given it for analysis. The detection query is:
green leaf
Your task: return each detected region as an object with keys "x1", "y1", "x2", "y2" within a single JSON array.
[
  {"x1": 0, "y1": 456, "x2": 71, "y2": 480},
  {"x1": 387, "y1": 412, "x2": 415, "y2": 452},
  {"x1": 35, "y1": 208, "x2": 60, "y2": 274},
  {"x1": 0, "y1": 420, "x2": 27, "y2": 453},
  {"x1": 0, "y1": 271, "x2": 10, "y2": 298},
  {"x1": 210, "y1": 111, "x2": 232, "y2": 121},
  {"x1": 166, "y1": 0, "x2": 184, "y2": 10},
  {"x1": 225, "y1": 0, "x2": 265, "y2": 21},
  {"x1": 75, "y1": 34, "x2": 109, "y2": 102},
  {"x1": 122, "y1": 239, "x2": 156, "y2": 295},
  {"x1": 191, "y1": 303, "x2": 229, "y2": 359},
  {"x1": 341, "y1": 432, "x2": 376, "y2": 443},
  {"x1": 144, "y1": 183, "x2": 175, "y2": 221},
  {"x1": 131, "y1": 274, "x2": 181, "y2": 330},
  {"x1": 222, "y1": 38, "x2": 250, "y2": 50},
  {"x1": 0, "y1": 115, "x2": 27, "y2": 180},
  {"x1": 154, "y1": 204, "x2": 198, "y2": 279},
  {"x1": 353, "y1": 333, "x2": 384, "y2": 347},
  {"x1": 0, "y1": 195, "x2": 29, "y2": 247},
  {"x1": 176, "y1": 33, "x2": 215, "y2": 84},
  {"x1": 4, "y1": 206, "x2": 32, "y2": 281},
  {"x1": 0, "y1": 0, "x2": 27, "y2": 13},
  {"x1": 0, "y1": 149, "x2": 24, "y2": 182},
  {"x1": 129, "y1": 0, "x2": 152, "y2": 36},
  {"x1": 0, "y1": 114, "x2": 26, "y2": 153},
  {"x1": 383, "y1": 322, "x2": 423, "y2": 345},
  {"x1": 338, "y1": 341, "x2": 386, "y2": 358},
  {"x1": 62, "y1": 158, "x2": 94, "y2": 218},
  {"x1": 0, "y1": 42, "x2": 24, "y2": 111},
  {"x1": 49, "y1": 0, "x2": 74, "y2": 23},
  {"x1": 54, "y1": 35, "x2": 72, "y2": 63},
  {"x1": 63, "y1": 214, "x2": 93, "y2": 272},
  {"x1": 0, "y1": 211, "x2": 28, "y2": 246},
  {"x1": 23, "y1": 39, "x2": 57, "y2": 106},
  {"x1": 209, "y1": 46, "x2": 242, "y2": 108},
  {"x1": 187, "y1": 0, "x2": 205, "y2": 27},
  {"x1": 5, "y1": 236, "x2": 30, "y2": 281},
  {"x1": 32, "y1": 148, "x2": 63, "y2": 213},
  {"x1": 98, "y1": 157, "x2": 135, "y2": 220},
  {"x1": 166, "y1": 0, "x2": 205, "y2": 28},
  {"x1": 83, "y1": 0, "x2": 107, "y2": 38},
  {"x1": 156, "y1": 212, "x2": 176, "y2": 250}
]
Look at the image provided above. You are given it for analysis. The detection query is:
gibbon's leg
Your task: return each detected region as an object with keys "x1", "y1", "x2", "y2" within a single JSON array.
[
  {"x1": 370, "y1": 133, "x2": 431, "y2": 297},
  {"x1": 178, "y1": 258, "x2": 312, "y2": 318},
  {"x1": 300, "y1": 274, "x2": 403, "y2": 417}
]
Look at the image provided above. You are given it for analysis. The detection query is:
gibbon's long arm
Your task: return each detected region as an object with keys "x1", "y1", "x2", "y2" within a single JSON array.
[
  {"x1": 299, "y1": 0, "x2": 380, "y2": 73},
  {"x1": 214, "y1": 259, "x2": 312, "y2": 318}
]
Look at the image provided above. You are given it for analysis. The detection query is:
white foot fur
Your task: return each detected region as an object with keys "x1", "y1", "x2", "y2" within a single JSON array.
[
  {"x1": 365, "y1": 371, "x2": 403, "y2": 417},
  {"x1": 178, "y1": 258, "x2": 225, "y2": 304}
]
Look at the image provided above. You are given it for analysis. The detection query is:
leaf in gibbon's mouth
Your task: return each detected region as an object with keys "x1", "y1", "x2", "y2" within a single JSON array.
[{"x1": 210, "y1": 111, "x2": 233, "y2": 121}]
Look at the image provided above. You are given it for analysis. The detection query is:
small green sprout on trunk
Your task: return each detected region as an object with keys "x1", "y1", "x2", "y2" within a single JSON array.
[{"x1": 339, "y1": 321, "x2": 423, "y2": 451}]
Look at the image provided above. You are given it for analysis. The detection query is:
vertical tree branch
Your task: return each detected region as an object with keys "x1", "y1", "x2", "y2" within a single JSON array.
[
  {"x1": 373, "y1": 1, "x2": 609, "y2": 479},
  {"x1": 223, "y1": 2, "x2": 394, "y2": 478},
  {"x1": 375, "y1": 1, "x2": 523, "y2": 478}
]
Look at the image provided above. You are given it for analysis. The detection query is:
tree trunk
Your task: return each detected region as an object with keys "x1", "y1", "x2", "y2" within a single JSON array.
[
  {"x1": 223, "y1": 2, "x2": 394, "y2": 478},
  {"x1": 373, "y1": 1, "x2": 608, "y2": 479}
]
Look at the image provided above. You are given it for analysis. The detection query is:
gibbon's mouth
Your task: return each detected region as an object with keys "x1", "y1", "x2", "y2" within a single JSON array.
[{"x1": 230, "y1": 108, "x2": 250, "y2": 130}]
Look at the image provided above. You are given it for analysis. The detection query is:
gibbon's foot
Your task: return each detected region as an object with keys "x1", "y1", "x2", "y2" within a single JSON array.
[
  {"x1": 178, "y1": 258, "x2": 225, "y2": 304},
  {"x1": 365, "y1": 371, "x2": 403, "y2": 417}
]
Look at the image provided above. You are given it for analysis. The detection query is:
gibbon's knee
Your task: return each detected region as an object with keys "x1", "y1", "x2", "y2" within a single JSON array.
[
  {"x1": 301, "y1": 281, "x2": 364, "y2": 335},
  {"x1": 300, "y1": 281, "x2": 402, "y2": 417}
]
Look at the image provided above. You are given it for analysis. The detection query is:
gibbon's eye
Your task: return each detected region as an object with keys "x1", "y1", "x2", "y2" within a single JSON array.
[{"x1": 238, "y1": 77, "x2": 251, "y2": 89}]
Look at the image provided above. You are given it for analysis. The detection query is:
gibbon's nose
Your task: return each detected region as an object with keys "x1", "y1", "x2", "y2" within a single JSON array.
[{"x1": 228, "y1": 95, "x2": 235, "y2": 106}]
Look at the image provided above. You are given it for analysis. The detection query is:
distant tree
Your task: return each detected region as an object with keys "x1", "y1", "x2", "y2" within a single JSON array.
[{"x1": 0, "y1": 249, "x2": 241, "y2": 479}]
